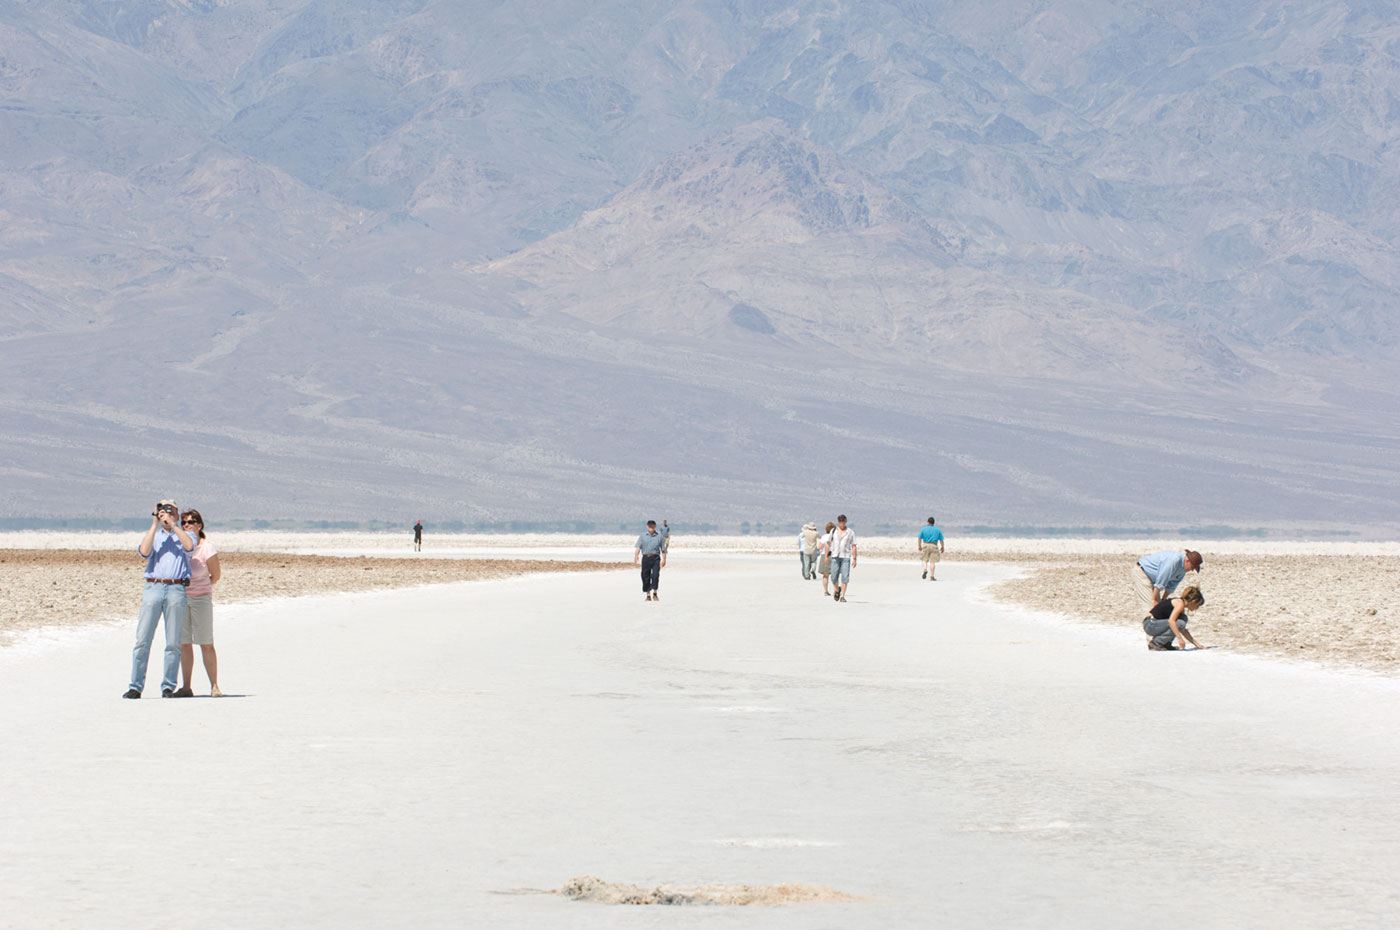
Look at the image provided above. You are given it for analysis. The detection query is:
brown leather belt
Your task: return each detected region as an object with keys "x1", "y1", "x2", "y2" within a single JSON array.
[{"x1": 148, "y1": 578, "x2": 190, "y2": 586}]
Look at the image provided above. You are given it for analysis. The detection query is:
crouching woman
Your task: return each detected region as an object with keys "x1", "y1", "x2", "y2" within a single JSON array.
[{"x1": 1143, "y1": 585, "x2": 1206, "y2": 651}]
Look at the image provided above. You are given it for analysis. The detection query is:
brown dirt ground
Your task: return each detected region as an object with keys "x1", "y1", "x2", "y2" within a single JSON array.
[
  {"x1": 0, "y1": 550, "x2": 629, "y2": 644},
  {"x1": 984, "y1": 553, "x2": 1400, "y2": 674}
]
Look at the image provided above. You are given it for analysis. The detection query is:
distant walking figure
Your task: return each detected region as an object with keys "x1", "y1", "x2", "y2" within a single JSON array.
[
  {"x1": 917, "y1": 517, "x2": 945, "y2": 580},
  {"x1": 799, "y1": 522, "x2": 821, "y2": 579},
  {"x1": 1143, "y1": 586, "x2": 1207, "y2": 651},
  {"x1": 1131, "y1": 548, "x2": 1203, "y2": 610},
  {"x1": 413, "y1": 520, "x2": 423, "y2": 552},
  {"x1": 634, "y1": 520, "x2": 667, "y2": 601},
  {"x1": 829, "y1": 515, "x2": 857, "y2": 603},
  {"x1": 124, "y1": 499, "x2": 195, "y2": 699}
]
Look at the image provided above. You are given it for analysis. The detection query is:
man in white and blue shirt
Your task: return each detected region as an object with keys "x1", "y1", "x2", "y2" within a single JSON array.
[
  {"x1": 1131, "y1": 548, "x2": 1203, "y2": 611},
  {"x1": 828, "y1": 514, "x2": 857, "y2": 602},
  {"x1": 124, "y1": 499, "x2": 195, "y2": 698},
  {"x1": 634, "y1": 520, "x2": 667, "y2": 601}
]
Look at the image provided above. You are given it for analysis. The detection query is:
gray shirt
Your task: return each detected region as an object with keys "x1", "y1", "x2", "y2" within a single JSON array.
[{"x1": 636, "y1": 531, "x2": 665, "y2": 556}]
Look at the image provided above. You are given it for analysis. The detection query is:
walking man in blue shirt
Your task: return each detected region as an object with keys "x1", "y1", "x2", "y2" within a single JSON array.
[
  {"x1": 634, "y1": 520, "x2": 667, "y2": 601},
  {"x1": 1131, "y1": 548, "x2": 1203, "y2": 610},
  {"x1": 916, "y1": 517, "x2": 945, "y2": 581},
  {"x1": 124, "y1": 499, "x2": 196, "y2": 698}
]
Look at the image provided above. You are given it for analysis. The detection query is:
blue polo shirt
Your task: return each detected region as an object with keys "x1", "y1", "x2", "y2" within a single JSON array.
[
  {"x1": 918, "y1": 526, "x2": 944, "y2": 544},
  {"x1": 1138, "y1": 549, "x2": 1186, "y2": 593},
  {"x1": 143, "y1": 528, "x2": 192, "y2": 580},
  {"x1": 636, "y1": 531, "x2": 666, "y2": 556}
]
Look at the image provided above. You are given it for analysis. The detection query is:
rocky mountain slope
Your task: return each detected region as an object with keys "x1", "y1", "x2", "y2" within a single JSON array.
[{"x1": 0, "y1": 0, "x2": 1396, "y2": 530}]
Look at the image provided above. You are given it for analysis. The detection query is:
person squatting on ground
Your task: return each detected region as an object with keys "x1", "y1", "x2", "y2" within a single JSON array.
[
  {"x1": 634, "y1": 520, "x2": 667, "y2": 601},
  {"x1": 124, "y1": 500, "x2": 195, "y2": 698},
  {"x1": 829, "y1": 515, "x2": 857, "y2": 603},
  {"x1": 1131, "y1": 548, "x2": 1203, "y2": 610},
  {"x1": 799, "y1": 522, "x2": 821, "y2": 579},
  {"x1": 174, "y1": 509, "x2": 222, "y2": 698},
  {"x1": 1143, "y1": 585, "x2": 1207, "y2": 651},
  {"x1": 917, "y1": 517, "x2": 945, "y2": 581},
  {"x1": 818, "y1": 521, "x2": 835, "y2": 596}
]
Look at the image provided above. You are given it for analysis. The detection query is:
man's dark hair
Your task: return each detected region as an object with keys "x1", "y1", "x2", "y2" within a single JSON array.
[
  {"x1": 837, "y1": 514, "x2": 847, "y2": 522},
  {"x1": 927, "y1": 516, "x2": 936, "y2": 525},
  {"x1": 647, "y1": 520, "x2": 657, "y2": 527}
]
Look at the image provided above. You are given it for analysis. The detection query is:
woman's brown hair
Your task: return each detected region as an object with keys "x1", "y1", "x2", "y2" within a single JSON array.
[{"x1": 181, "y1": 509, "x2": 207, "y2": 540}]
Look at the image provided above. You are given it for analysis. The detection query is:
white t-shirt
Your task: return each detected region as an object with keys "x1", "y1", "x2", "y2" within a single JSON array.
[{"x1": 829, "y1": 527, "x2": 856, "y2": 559}]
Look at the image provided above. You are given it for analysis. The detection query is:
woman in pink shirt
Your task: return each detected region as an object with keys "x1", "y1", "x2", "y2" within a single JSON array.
[{"x1": 175, "y1": 509, "x2": 222, "y2": 697}]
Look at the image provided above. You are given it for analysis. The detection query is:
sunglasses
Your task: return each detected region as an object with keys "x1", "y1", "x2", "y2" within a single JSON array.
[{"x1": 182, "y1": 519, "x2": 200, "y2": 526}]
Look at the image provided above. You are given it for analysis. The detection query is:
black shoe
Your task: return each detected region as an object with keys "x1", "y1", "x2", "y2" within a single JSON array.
[
  {"x1": 1147, "y1": 641, "x2": 1177, "y2": 651},
  {"x1": 122, "y1": 688, "x2": 141, "y2": 699},
  {"x1": 922, "y1": 570, "x2": 927, "y2": 579},
  {"x1": 162, "y1": 688, "x2": 175, "y2": 698},
  {"x1": 173, "y1": 686, "x2": 194, "y2": 698}
]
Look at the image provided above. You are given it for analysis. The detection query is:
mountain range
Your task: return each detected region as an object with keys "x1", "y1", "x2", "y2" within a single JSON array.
[{"x1": 1, "y1": 0, "x2": 1397, "y2": 533}]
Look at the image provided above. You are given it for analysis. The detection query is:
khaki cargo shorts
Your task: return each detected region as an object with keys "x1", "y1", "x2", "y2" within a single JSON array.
[{"x1": 182, "y1": 594, "x2": 214, "y2": 645}]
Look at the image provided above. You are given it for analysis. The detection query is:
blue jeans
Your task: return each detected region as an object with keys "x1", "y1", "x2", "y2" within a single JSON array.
[
  {"x1": 830, "y1": 556, "x2": 851, "y2": 585},
  {"x1": 1143, "y1": 614, "x2": 1188, "y2": 649},
  {"x1": 129, "y1": 582, "x2": 186, "y2": 694},
  {"x1": 800, "y1": 551, "x2": 817, "y2": 578}
]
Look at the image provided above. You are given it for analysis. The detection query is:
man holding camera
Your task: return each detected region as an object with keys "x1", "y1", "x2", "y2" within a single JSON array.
[{"x1": 124, "y1": 499, "x2": 196, "y2": 698}]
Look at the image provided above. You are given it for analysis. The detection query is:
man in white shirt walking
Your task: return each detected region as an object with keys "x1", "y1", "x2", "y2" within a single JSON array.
[{"x1": 828, "y1": 514, "x2": 857, "y2": 603}]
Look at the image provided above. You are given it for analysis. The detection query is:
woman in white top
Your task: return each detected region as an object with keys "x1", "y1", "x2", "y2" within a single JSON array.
[
  {"x1": 818, "y1": 521, "x2": 835, "y2": 596},
  {"x1": 175, "y1": 509, "x2": 222, "y2": 697}
]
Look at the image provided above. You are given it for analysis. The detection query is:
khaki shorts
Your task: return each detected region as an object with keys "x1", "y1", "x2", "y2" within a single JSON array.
[
  {"x1": 920, "y1": 542, "x2": 942, "y2": 563},
  {"x1": 182, "y1": 594, "x2": 214, "y2": 645}
]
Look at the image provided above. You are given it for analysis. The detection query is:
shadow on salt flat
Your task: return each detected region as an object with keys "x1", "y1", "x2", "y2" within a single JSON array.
[
  {"x1": 496, "y1": 875, "x2": 864, "y2": 906},
  {"x1": 718, "y1": 838, "x2": 840, "y2": 848},
  {"x1": 959, "y1": 820, "x2": 1084, "y2": 834}
]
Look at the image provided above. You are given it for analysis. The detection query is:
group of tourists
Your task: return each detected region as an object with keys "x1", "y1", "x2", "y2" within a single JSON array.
[
  {"x1": 795, "y1": 515, "x2": 859, "y2": 601},
  {"x1": 798, "y1": 515, "x2": 948, "y2": 599},
  {"x1": 119, "y1": 505, "x2": 1211, "y2": 701},
  {"x1": 123, "y1": 500, "x2": 221, "y2": 698}
]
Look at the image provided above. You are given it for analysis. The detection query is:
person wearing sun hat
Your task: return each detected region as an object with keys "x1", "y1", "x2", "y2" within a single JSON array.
[
  {"x1": 123, "y1": 499, "x2": 196, "y2": 698},
  {"x1": 1131, "y1": 548, "x2": 1204, "y2": 610}
]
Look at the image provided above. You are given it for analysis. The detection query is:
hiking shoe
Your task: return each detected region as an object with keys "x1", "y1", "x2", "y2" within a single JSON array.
[
  {"x1": 122, "y1": 689, "x2": 141, "y2": 699},
  {"x1": 173, "y1": 686, "x2": 194, "y2": 698},
  {"x1": 1147, "y1": 641, "x2": 1177, "y2": 651},
  {"x1": 162, "y1": 688, "x2": 175, "y2": 698},
  {"x1": 922, "y1": 570, "x2": 927, "y2": 579}
]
